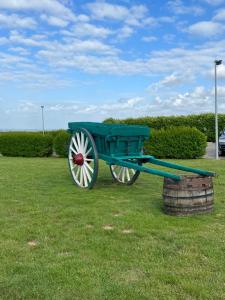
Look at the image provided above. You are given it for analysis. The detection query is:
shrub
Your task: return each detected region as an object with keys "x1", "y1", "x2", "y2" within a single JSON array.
[
  {"x1": 53, "y1": 130, "x2": 70, "y2": 157},
  {"x1": 45, "y1": 130, "x2": 66, "y2": 138},
  {"x1": 0, "y1": 132, "x2": 53, "y2": 157},
  {"x1": 104, "y1": 113, "x2": 225, "y2": 142},
  {"x1": 144, "y1": 127, "x2": 207, "y2": 159}
]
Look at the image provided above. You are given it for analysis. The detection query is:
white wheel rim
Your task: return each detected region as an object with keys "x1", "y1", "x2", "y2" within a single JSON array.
[
  {"x1": 69, "y1": 131, "x2": 95, "y2": 188},
  {"x1": 111, "y1": 165, "x2": 136, "y2": 183}
]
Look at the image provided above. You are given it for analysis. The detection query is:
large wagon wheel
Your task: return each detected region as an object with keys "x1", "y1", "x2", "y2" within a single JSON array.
[
  {"x1": 110, "y1": 159, "x2": 141, "y2": 185},
  {"x1": 68, "y1": 128, "x2": 98, "y2": 189}
]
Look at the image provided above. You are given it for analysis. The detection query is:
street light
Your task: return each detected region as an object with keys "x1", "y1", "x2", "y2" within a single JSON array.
[
  {"x1": 214, "y1": 60, "x2": 222, "y2": 160},
  {"x1": 41, "y1": 105, "x2": 45, "y2": 135}
]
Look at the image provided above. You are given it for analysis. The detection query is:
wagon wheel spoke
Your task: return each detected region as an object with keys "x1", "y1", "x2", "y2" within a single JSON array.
[
  {"x1": 85, "y1": 147, "x2": 92, "y2": 156},
  {"x1": 72, "y1": 137, "x2": 79, "y2": 153},
  {"x1": 81, "y1": 132, "x2": 85, "y2": 153},
  {"x1": 126, "y1": 168, "x2": 130, "y2": 181},
  {"x1": 118, "y1": 166, "x2": 123, "y2": 178},
  {"x1": 76, "y1": 132, "x2": 81, "y2": 152},
  {"x1": 68, "y1": 128, "x2": 98, "y2": 189},
  {"x1": 122, "y1": 167, "x2": 125, "y2": 182},
  {"x1": 84, "y1": 137, "x2": 88, "y2": 153},
  {"x1": 110, "y1": 159, "x2": 141, "y2": 185},
  {"x1": 82, "y1": 166, "x2": 88, "y2": 187},
  {"x1": 83, "y1": 164, "x2": 91, "y2": 183},
  {"x1": 84, "y1": 161, "x2": 94, "y2": 173},
  {"x1": 80, "y1": 166, "x2": 84, "y2": 187},
  {"x1": 70, "y1": 145, "x2": 77, "y2": 154},
  {"x1": 85, "y1": 158, "x2": 94, "y2": 162}
]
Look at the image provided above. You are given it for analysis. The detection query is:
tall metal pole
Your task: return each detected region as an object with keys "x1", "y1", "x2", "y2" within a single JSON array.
[
  {"x1": 215, "y1": 62, "x2": 218, "y2": 160},
  {"x1": 214, "y1": 60, "x2": 222, "y2": 160},
  {"x1": 41, "y1": 105, "x2": 45, "y2": 135}
]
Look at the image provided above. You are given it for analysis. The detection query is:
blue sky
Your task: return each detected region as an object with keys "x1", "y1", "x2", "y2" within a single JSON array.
[{"x1": 0, "y1": 0, "x2": 225, "y2": 130}]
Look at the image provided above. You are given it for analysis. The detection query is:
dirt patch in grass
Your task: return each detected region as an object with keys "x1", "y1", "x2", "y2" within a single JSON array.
[
  {"x1": 27, "y1": 240, "x2": 38, "y2": 247},
  {"x1": 85, "y1": 224, "x2": 94, "y2": 229},
  {"x1": 103, "y1": 224, "x2": 114, "y2": 231},
  {"x1": 121, "y1": 229, "x2": 133, "y2": 234}
]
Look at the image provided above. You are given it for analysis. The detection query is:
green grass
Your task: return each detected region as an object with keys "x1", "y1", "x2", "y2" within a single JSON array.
[{"x1": 0, "y1": 157, "x2": 225, "y2": 300}]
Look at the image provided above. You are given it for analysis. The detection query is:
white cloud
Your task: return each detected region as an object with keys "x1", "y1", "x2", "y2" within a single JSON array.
[
  {"x1": 9, "y1": 31, "x2": 46, "y2": 47},
  {"x1": 117, "y1": 26, "x2": 134, "y2": 39},
  {"x1": 209, "y1": 63, "x2": 225, "y2": 79},
  {"x1": 54, "y1": 39, "x2": 118, "y2": 55},
  {"x1": 126, "y1": 5, "x2": 148, "y2": 26},
  {"x1": 142, "y1": 36, "x2": 157, "y2": 42},
  {"x1": 146, "y1": 86, "x2": 213, "y2": 115},
  {"x1": 4, "y1": 97, "x2": 145, "y2": 125},
  {"x1": 158, "y1": 16, "x2": 175, "y2": 23},
  {"x1": 168, "y1": 0, "x2": 204, "y2": 15},
  {"x1": 86, "y1": 2, "x2": 149, "y2": 27},
  {"x1": 18, "y1": 101, "x2": 38, "y2": 112},
  {"x1": 148, "y1": 73, "x2": 187, "y2": 91},
  {"x1": 0, "y1": 0, "x2": 76, "y2": 21},
  {"x1": 86, "y1": 2, "x2": 129, "y2": 20},
  {"x1": 61, "y1": 23, "x2": 113, "y2": 38},
  {"x1": 0, "y1": 13, "x2": 36, "y2": 28},
  {"x1": 187, "y1": 21, "x2": 223, "y2": 37},
  {"x1": 6, "y1": 26, "x2": 225, "y2": 80},
  {"x1": 40, "y1": 14, "x2": 69, "y2": 27},
  {"x1": 101, "y1": 97, "x2": 144, "y2": 111},
  {"x1": 4, "y1": 84, "x2": 225, "y2": 129},
  {"x1": 9, "y1": 47, "x2": 30, "y2": 56},
  {"x1": 202, "y1": 0, "x2": 225, "y2": 5},
  {"x1": 213, "y1": 8, "x2": 225, "y2": 21},
  {"x1": 9, "y1": 31, "x2": 118, "y2": 56},
  {"x1": 0, "y1": 52, "x2": 28, "y2": 65},
  {"x1": 28, "y1": 37, "x2": 225, "y2": 76},
  {"x1": 0, "y1": 37, "x2": 8, "y2": 45}
]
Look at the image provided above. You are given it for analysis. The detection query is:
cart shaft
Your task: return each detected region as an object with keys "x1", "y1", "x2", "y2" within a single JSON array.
[
  {"x1": 99, "y1": 154, "x2": 215, "y2": 181},
  {"x1": 147, "y1": 156, "x2": 215, "y2": 177},
  {"x1": 100, "y1": 154, "x2": 181, "y2": 181}
]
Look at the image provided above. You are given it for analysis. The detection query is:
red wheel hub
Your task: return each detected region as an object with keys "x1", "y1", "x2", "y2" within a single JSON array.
[{"x1": 73, "y1": 153, "x2": 84, "y2": 166}]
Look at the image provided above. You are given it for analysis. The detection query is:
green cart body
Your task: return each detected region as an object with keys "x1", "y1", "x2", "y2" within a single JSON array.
[
  {"x1": 68, "y1": 122, "x2": 149, "y2": 158},
  {"x1": 67, "y1": 122, "x2": 215, "y2": 189}
]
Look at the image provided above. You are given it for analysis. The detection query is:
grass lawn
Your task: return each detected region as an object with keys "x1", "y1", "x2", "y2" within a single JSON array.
[{"x1": 0, "y1": 157, "x2": 225, "y2": 299}]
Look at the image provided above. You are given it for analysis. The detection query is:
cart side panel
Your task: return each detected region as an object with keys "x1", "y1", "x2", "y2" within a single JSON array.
[
  {"x1": 68, "y1": 122, "x2": 150, "y2": 157},
  {"x1": 105, "y1": 136, "x2": 147, "y2": 157},
  {"x1": 68, "y1": 122, "x2": 149, "y2": 136}
]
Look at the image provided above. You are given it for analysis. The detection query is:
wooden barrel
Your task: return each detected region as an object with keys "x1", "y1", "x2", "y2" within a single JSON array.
[{"x1": 163, "y1": 175, "x2": 214, "y2": 216}]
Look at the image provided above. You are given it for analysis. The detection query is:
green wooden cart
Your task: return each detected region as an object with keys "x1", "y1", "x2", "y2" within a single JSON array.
[{"x1": 67, "y1": 122, "x2": 214, "y2": 189}]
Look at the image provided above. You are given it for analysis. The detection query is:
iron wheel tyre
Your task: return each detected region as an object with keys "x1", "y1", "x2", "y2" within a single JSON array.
[
  {"x1": 109, "y1": 159, "x2": 141, "y2": 185},
  {"x1": 68, "y1": 128, "x2": 98, "y2": 189}
]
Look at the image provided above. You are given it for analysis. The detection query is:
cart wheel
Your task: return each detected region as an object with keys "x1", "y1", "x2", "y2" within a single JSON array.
[
  {"x1": 68, "y1": 128, "x2": 98, "y2": 189},
  {"x1": 110, "y1": 160, "x2": 141, "y2": 185}
]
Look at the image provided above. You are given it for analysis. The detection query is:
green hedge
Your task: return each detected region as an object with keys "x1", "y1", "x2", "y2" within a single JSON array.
[
  {"x1": 0, "y1": 125, "x2": 207, "y2": 159},
  {"x1": 0, "y1": 132, "x2": 53, "y2": 157},
  {"x1": 53, "y1": 131, "x2": 70, "y2": 157},
  {"x1": 104, "y1": 113, "x2": 225, "y2": 142},
  {"x1": 144, "y1": 127, "x2": 207, "y2": 159}
]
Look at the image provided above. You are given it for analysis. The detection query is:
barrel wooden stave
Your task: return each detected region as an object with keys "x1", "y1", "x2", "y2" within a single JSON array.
[{"x1": 163, "y1": 175, "x2": 214, "y2": 216}]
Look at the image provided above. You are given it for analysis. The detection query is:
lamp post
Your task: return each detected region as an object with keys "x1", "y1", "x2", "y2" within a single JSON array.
[
  {"x1": 214, "y1": 60, "x2": 222, "y2": 160},
  {"x1": 41, "y1": 105, "x2": 45, "y2": 135}
]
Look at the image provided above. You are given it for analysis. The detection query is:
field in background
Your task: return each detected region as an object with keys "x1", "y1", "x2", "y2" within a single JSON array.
[{"x1": 1, "y1": 157, "x2": 225, "y2": 299}]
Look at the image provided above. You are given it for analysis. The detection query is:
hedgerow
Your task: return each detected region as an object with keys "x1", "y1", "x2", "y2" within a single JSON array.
[
  {"x1": 144, "y1": 127, "x2": 207, "y2": 159},
  {"x1": 0, "y1": 124, "x2": 207, "y2": 159},
  {"x1": 53, "y1": 130, "x2": 70, "y2": 157},
  {"x1": 104, "y1": 113, "x2": 225, "y2": 142},
  {"x1": 0, "y1": 132, "x2": 53, "y2": 157}
]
